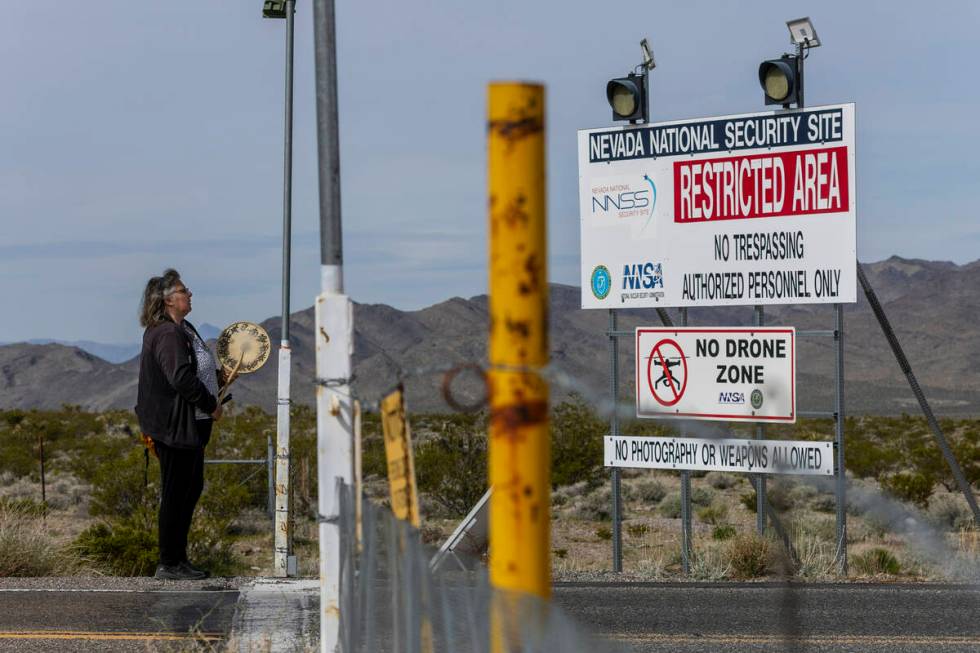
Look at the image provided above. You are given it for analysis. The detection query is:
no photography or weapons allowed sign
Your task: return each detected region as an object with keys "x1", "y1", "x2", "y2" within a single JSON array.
[{"x1": 636, "y1": 326, "x2": 795, "y2": 422}]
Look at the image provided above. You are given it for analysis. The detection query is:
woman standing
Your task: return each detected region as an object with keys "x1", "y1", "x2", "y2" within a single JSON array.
[{"x1": 135, "y1": 269, "x2": 226, "y2": 580}]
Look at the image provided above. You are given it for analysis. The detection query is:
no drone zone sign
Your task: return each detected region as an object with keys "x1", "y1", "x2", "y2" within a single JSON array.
[{"x1": 636, "y1": 326, "x2": 796, "y2": 422}]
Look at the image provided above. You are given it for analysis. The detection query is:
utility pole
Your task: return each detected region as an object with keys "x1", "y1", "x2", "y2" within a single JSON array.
[{"x1": 313, "y1": 0, "x2": 353, "y2": 650}]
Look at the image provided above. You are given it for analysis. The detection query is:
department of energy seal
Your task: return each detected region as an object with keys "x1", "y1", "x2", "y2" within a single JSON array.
[
  {"x1": 591, "y1": 265, "x2": 611, "y2": 300},
  {"x1": 216, "y1": 321, "x2": 271, "y2": 374}
]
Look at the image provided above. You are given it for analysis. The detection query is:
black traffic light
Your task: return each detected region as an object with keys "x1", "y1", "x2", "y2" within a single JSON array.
[
  {"x1": 262, "y1": 1, "x2": 289, "y2": 18},
  {"x1": 758, "y1": 55, "x2": 800, "y2": 107},
  {"x1": 606, "y1": 73, "x2": 649, "y2": 123}
]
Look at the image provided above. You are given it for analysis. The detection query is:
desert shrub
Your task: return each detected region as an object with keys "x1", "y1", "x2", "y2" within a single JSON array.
[
  {"x1": 626, "y1": 522, "x2": 649, "y2": 538},
  {"x1": 810, "y1": 494, "x2": 836, "y2": 513},
  {"x1": 595, "y1": 526, "x2": 612, "y2": 541},
  {"x1": 74, "y1": 506, "x2": 159, "y2": 576},
  {"x1": 927, "y1": 493, "x2": 975, "y2": 532},
  {"x1": 845, "y1": 433, "x2": 893, "y2": 479},
  {"x1": 690, "y1": 543, "x2": 732, "y2": 580},
  {"x1": 860, "y1": 511, "x2": 893, "y2": 540},
  {"x1": 0, "y1": 438, "x2": 37, "y2": 479},
  {"x1": 574, "y1": 487, "x2": 611, "y2": 521},
  {"x1": 739, "y1": 492, "x2": 758, "y2": 511},
  {"x1": 696, "y1": 502, "x2": 729, "y2": 525},
  {"x1": 88, "y1": 447, "x2": 158, "y2": 518},
  {"x1": 415, "y1": 415, "x2": 488, "y2": 517},
  {"x1": 880, "y1": 472, "x2": 934, "y2": 507},
  {"x1": 712, "y1": 525, "x2": 737, "y2": 541},
  {"x1": 792, "y1": 514, "x2": 838, "y2": 542},
  {"x1": 794, "y1": 533, "x2": 836, "y2": 579},
  {"x1": 765, "y1": 482, "x2": 795, "y2": 511},
  {"x1": 189, "y1": 467, "x2": 252, "y2": 575},
  {"x1": 551, "y1": 399, "x2": 605, "y2": 489},
  {"x1": 727, "y1": 533, "x2": 771, "y2": 578},
  {"x1": 361, "y1": 435, "x2": 387, "y2": 479},
  {"x1": 634, "y1": 479, "x2": 666, "y2": 504},
  {"x1": 658, "y1": 492, "x2": 682, "y2": 518},
  {"x1": 691, "y1": 486, "x2": 714, "y2": 507},
  {"x1": 788, "y1": 483, "x2": 818, "y2": 504},
  {"x1": 706, "y1": 473, "x2": 738, "y2": 490},
  {"x1": 852, "y1": 548, "x2": 901, "y2": 576},
  {"x1": 0, "y1": 502, "x2": 75, "y2": 576},
  {"x1": 0, "y1": 496, "x2": 46, "y2": 517}
]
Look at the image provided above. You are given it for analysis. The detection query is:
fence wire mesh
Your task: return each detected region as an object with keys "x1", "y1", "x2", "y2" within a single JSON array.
[{"x1": 334, "y1": 480, "x2": 623, "y2": 653}]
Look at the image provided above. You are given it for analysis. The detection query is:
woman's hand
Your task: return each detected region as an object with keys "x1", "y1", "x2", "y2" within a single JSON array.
[
  {"x1": 217, "y1": 367, "x2": 239, "y2": 389},
  {"x1": 211, "y1": 403, "x2": 224, "y2": 422}
]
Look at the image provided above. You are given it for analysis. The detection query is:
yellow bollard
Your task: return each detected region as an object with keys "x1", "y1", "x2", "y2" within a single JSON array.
[{"x1": 487, "y1": 81, "x2": 550, "y2": 617}]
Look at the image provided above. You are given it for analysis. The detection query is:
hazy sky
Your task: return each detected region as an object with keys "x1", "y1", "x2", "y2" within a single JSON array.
[{"x1": 2, "y1": 1, "x2": 977, "y2": 343}]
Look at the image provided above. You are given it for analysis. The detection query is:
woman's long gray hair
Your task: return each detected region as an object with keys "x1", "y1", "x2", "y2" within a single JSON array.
[{"x1": 139, "y1": 268, "x2": 182, "y2": 328}]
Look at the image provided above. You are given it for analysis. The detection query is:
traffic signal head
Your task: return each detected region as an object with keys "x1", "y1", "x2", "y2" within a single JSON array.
[
  {"x1": 606, "y1": 73, "x2": 648, "y2": 123},
  {"x1": 758, "y1": 56, "x2": 799, "y2": 107},
  {"x1": 262, "y1": 1, "x2": 288, "y2": 18}
]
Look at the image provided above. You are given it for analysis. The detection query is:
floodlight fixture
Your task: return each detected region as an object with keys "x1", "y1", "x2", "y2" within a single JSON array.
[
  {"x1": 640, "y1": 38, "x2": 656, "y2": 71},
  {"x1": 262, "y1": 0, "x2": 289, "y2": 19},
  {"x1": 787, "y1": 17, "x2": 820, "y2": 48}
]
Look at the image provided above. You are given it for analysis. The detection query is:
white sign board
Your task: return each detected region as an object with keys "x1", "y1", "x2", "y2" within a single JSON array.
[
  {"x1": 636, "y1": 327, "x2": 795, "y2": 423},
  {"x1": 604, "y1": 435, "x2": 834, "y2": 476},
  {"x1": 578, "y1": 104, "x2": 856, "y2": 309}
]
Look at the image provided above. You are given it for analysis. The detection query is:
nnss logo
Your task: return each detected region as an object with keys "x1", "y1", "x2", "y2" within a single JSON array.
[
  {"x1": 622, "y1": 262, "x2": 663, "y2": 290},
  {"x1": 592, "y1": 189, "x2": 649, "y2": 213},
  {"x1": 590, "y1": 175, "x2": 656, "y2": 227}
]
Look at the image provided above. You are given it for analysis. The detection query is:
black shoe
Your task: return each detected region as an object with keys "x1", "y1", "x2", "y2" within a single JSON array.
[
  {"x1": 180, "y1": 560, "x2": 210, "y2": 579},
  {"x1": 154, "y1": 563, "x2": 206, "y2": 580}
]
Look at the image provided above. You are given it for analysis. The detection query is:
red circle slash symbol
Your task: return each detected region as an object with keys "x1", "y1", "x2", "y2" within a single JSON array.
[{"x1": 646, "y1": 338, "x2": 688, "y2": 407}]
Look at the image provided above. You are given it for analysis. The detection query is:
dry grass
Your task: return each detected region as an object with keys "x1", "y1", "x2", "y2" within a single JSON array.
[{"x1": 0, "y1": 501, "x2": 80, "y2": 576}]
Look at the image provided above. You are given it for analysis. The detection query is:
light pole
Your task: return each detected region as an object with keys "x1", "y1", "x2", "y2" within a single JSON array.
[
  {"x1": 263, "y1": 0, "x2": 296, "y2": 578},
  {"x1": 604, "y1": 39, "x2": 656, "y2": 574}
]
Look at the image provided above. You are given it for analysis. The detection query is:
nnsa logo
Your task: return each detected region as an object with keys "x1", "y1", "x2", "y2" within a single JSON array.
[
  {"x1": 718, "y1": 392, "x2": 745, "y2": 405},
  {"x1": 622, "y1": 262, "x2": 663, "y2": 290}
]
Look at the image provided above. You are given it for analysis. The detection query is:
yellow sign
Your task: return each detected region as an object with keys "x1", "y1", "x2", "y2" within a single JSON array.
[{"x1": 380, "y1": 386, "x2": 420, "y2": 527}]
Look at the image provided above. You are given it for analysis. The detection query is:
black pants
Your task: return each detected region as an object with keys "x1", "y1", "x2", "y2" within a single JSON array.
[{"x1": 154, "y1": 420, "x2": 211, "y2": 566}]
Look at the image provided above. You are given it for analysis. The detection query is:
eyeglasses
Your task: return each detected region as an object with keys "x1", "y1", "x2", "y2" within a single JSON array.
[{"x1": 170, "y1": 287, "x2": 190, "y2": 296}]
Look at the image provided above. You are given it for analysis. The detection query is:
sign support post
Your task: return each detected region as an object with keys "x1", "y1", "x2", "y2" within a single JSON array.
[
  {"x1": 679, "y1": 308, "x2": 691, "y2": 575},
  {"x1": 834, "y1": 303, "x2": 847, "y2": 574},
  {"x1": 608, "y1": 309, "x2": 622, "y2": 573},
  {"x1": 754, "y1": 305, "x2": 767, "y2": 536}
]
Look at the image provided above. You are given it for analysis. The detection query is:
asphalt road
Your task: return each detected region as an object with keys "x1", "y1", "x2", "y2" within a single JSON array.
[
  {"x1": 2, "y1": 580, "x2": 979, "y2": 651},
  {"x1": 0, "y1": 584, "x2": 238, "y2": 652},
  {"x1": 554, "y1": 581, "x2": 980, "y2": 652}
]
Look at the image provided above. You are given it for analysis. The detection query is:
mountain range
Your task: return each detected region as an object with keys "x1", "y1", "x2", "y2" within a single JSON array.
[
  {"x1": 1, "y1": 257, "x2": 978, "y2": 416},
  {"x1": 0, "y1": 324, "x2": 221, "y2": 364}
]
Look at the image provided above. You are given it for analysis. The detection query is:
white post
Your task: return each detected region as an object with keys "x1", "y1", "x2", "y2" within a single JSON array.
[
  {"x1": 316, "y1": 282, "x2": 353, "y2": 653},
  {"x1": 275, "y1": 343, "x2": 293, "y2": 577}
]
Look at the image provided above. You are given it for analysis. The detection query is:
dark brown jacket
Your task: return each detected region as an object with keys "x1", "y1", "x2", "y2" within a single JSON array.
[{"x1": 135, "y1": 319, "x2": 218, "y2": 449}]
